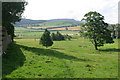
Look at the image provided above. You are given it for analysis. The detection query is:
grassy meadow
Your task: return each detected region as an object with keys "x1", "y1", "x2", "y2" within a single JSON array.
[
  {"x1": 2, "y1": 27, "x2": 119, "y2": 78},
  {"x1": 2, "y1": 37, "x2": 119, "y2": 78}
]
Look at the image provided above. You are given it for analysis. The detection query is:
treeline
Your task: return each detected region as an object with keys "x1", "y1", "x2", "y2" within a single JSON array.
[
  {"x1": 51, "y1": 31, "x2": 72, "y2": 41},
  {"x1": 108, "y1": 24, "x2": 120, "y2": 39},
  {"x1": 40, "y1": 29, "x2": 72, "y2": 48}
]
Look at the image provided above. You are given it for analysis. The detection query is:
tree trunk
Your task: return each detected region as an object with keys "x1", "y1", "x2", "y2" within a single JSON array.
[
  {"x1": 95, "y1": 44, "x2": 98, "y2": 50},
  {"x1": 94, "y1": 40, "x2": 98, "y2": 50}
]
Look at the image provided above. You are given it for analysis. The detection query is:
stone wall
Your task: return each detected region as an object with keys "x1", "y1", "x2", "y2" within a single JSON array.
[
  {"x1": 2, "y1": 27, "x2": 12, "y2": 52},
  {"x1": 0, "y1": 27, "x2": 2, "y2": 55}
]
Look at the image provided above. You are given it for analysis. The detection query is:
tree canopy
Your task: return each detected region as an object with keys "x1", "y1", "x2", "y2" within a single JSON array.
[
  {"x1": 2, "y1": 2, "x2": 27, "y2": 41},
  {"x1": 80, "y1": 11, "x2": 114, "y2": 50},
  {"x1": 40, "y1": 29, "x2": 53, "y2": 48},
  {"x1": 51, "y1": 31, "x2": 65, "y2": 41}
]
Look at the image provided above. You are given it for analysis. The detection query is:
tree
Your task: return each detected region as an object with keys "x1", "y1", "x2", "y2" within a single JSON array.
[
  {"x1": 109, "y1": 24, "x2": 116, "y2": 38},
  {"x1": 51, "y1": 33, "x2": 56, "y2": 41},
  {"x1": 5, "y1": 23, "x2": 15, "y2": 41},
  {"x1": 56, "y1": 31, "x2": 65, "y2": 41},
  {"x1": 80, "y1": 11, "x2": 114, "y2": 50},
  {"x1": 65, "y1": 27, "x2": 68, "y2": 30},
  {"x1": 51, "y1": 32, "x2": 65, "y2": 41},
  {"x1": 64, "y1": 34, "x2": 72, "y2": 40},
  {"x1": 2, "y1": 2, "x2": 27, "y2": 41},
  {"x1": 40, "y1": 29, "x2": 53, "y2": 48},
  {"x1": 115, "y1": 24, "x2": 120, "y2": 39},
  {"x1": 67, "y1": 35, "x2": 72, "y2": 40}
]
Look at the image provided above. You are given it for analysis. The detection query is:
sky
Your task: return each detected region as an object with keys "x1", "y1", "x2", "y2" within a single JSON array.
[{"x1": 23, "y1": 0, "x2": 119, "y2": 24}]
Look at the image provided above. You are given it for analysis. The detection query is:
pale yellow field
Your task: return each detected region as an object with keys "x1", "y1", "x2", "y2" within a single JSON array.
[{"x1": 27, "y1": 26, "x2": 81, "y2": 31}]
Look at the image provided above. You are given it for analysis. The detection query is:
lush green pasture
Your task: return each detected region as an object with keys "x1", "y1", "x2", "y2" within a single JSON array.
[
  {"x1": 2, "y1": 38, "x2": 119, "y2": 78},
  {"x1": 15, "y1": 27, "x2": 79, "y2": 39}
]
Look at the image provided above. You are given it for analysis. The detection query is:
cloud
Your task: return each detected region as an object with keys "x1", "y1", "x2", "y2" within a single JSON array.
[{"x1": 23, "y1": 0, "x2": 119, "y2": 24}]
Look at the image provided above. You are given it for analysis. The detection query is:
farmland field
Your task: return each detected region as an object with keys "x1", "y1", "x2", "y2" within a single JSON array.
[
  {"x1": 2, "y1": 38, "x2": 119, "y2": 78},
  {"x1": 15, "y1": 27, "x2": 80, "y2": 39},
  {"x1": 2, "y1": 27, "x2": 119, "y2": 78},
  {"x1": 3, "y1": 1, "x2": 119, "y2": 79}
]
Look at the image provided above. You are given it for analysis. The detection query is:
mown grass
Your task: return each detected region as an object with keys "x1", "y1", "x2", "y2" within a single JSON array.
[{"x1": 2, "y1": 38, "x2": 119, "y2": 78}]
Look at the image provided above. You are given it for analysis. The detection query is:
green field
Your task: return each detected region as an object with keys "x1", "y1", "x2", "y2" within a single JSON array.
[
  {"x1": 2, "y1": 27, "x2": 119, "y2": 78},
  {"x1": 15, "y1": 27, "x2": 80, "y2": 39},
  {"x1": 2, "y1": 38, "x2": 119, "y2": 78}
]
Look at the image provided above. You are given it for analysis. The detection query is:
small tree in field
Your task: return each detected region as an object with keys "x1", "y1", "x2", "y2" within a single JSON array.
[
  {"x1": 51, "y1": 33, "x2": 56, "y2": 41},
  {"x1": 64, "y1": 34, "x2": 72, "y2": 40},
  {"x1": 80, "y1": 11, "x2": 114, "y2": 50},
  {"x1": 40, "y1": 29, "x2": 53, "y2": 48},
  {"x1": 56, "y1": 31, "x2": 65, "y2": 41}
]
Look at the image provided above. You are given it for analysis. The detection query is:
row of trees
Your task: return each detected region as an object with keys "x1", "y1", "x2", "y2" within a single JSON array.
[
  {"x1": 51, "y1": 31, "x2": 72, "y2": 41},
  {"x1": 40, "y1": 29, "x2": 72, "y2": 48},
  {"x1": 109, "y1": 24, "x2": 120, "y2": 39},
  {"x1": 51, "y1": 32, "x2": 65, "y2": 41}
]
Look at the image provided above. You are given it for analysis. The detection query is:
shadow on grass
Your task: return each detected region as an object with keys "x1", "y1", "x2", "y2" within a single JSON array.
[
  {"x1": 2, "y1": 42, "x2": 26, "y2": 78},
  {"x1": 1, "y1": 78, "x2": 118, "y2": 80},
  {"x1": 98, "y1": 48, "x2": 120, "y2": 52},
  {"x1": 51, "y1": 47, "x2": 64, "y2": 50},
  {"x1": 17, "y1": 44, "x2": 91, "y2": 62},
  {"x1": 2, "y1": 42, "x2": 91, "y2": 78}
]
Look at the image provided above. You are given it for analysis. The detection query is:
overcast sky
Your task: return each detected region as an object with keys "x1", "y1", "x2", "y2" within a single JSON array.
[{"x1": 23, "y1": 0, "x2": 119, "y2": 24}]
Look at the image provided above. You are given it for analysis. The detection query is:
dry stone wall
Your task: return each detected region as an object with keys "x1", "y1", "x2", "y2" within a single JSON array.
[
  {"x1": 0, "y1": 27, "x2": 2, "y2": 55},
  {"x1": 2, "y1": 27, "x2": 12, "y2": 52}
]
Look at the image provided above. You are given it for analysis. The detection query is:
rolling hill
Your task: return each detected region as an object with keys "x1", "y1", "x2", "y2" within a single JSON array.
[{"x1": 14, "y1": 18, "x2": 83, "y2": 28}]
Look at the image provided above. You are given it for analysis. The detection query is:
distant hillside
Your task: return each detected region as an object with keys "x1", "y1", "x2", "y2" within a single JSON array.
[
  {"x1": 14, "y1": 19, "x2": 83, "y2": 27},
  {"x1": 47, "y1": 19, "x2": 80, "y2": 22},
  {"x1": 14, "y1": 19, "x2": 47, "y2": 27}
]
